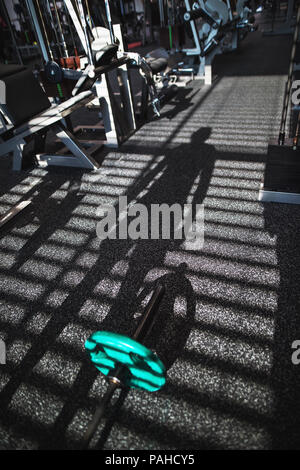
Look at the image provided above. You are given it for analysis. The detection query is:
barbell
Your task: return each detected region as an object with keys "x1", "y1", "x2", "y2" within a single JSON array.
[{"x1": 82, "y1": 284, "x2": 166, "y2": 448}]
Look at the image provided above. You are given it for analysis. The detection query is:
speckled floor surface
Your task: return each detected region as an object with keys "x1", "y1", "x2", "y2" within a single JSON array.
[{"x1": 1, "y1": 15, "x2": 300, "y2": 450}]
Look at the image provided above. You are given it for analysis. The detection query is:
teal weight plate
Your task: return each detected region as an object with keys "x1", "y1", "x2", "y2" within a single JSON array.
[{"x1": 85, "y1": 331, "x2": 166, "y2": 392}]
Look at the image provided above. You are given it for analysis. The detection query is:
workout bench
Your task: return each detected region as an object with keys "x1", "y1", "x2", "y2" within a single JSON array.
[
  {"x1": 0, "y1": 63, "x2": 101, "y2": 171},
  {"x1": 0, "y1": 50, "x2": 137, "y2": 172}
]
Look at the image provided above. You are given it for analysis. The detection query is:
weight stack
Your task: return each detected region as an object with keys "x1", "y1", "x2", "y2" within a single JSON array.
[{"x1": 259, "y1": 139, "x2": 300, "y2": 204}]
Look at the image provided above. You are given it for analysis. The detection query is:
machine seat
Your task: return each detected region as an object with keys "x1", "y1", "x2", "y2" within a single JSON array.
[
  {"x1": 94, "y1": 44, "x2": 119, "y2": 67},
  {"x1": 0, "y1": 64, "x2": 51, "y2": 127},
  {"x1": 146, "y1": 57, "x2": 168, "y2": 74},
  {"x1": 0, "y1": 64, "x2": 26, "y2": 79}
]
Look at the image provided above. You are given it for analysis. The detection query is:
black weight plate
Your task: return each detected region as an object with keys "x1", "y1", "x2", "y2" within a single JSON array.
[{"x1": 44, "y1": 61, "x2": 63, "y2": 84}]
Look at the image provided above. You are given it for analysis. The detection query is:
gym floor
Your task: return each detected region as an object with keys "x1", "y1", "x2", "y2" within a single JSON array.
[{"x1": 1, "y1": 15, "x2": 300, "y2": 450}]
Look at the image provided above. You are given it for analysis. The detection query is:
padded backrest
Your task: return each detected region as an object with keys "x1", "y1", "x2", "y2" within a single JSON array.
[
  {"x1": 205, "y1": 0, "x2": 229, "y2": 24},
  {"x1": 72, "y1": 44, "x2": 119, "y2": 97},
  {"x1": 0, "y1": 64, "x2": 26, "y2": 79},
  {"x1": 0, "y1": 64, "x2": 51, "y2": 127},
  {"x1": 92, "y1": 27, "x2": 112, "y2": 51},
  {"x1": 94, "y1": 44, "x2": 118, "y2": 67}
]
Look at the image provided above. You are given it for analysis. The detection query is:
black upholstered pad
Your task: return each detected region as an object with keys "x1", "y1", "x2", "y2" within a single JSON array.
[
  {"x1": 0, "y1": 65, "x2": 51, "y2": 126},
  {"x1": 94, "y1": 44, "x2": 118, "y2": 67},
  {"x1": 0, "y1": 64, "x2": 26, "y2": 80},
  {"x1": 146, "y1": 57, "x2": 168, "y2": 74}
]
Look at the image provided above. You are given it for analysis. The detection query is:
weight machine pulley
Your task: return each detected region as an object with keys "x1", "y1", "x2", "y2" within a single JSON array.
[{"x1": 82, "y1": 284, "x2": 166, "y2": 449}]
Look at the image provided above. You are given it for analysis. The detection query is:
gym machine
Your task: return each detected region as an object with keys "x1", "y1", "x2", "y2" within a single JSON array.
[
  {"x1": 0, "y1": 62, "x2": 101, "y2": 171},
  {"x1": 118, "y1": 0, "x2": 149, "y2": 47},
  {"x1": 133, "y1": 1, "x2": 194, "y2": 88},
  {"x1": 25, "y1": 0, "x2": 137, "y2": 149},
  {"x1": 0, "y1": 0, "x2": 41, "y2": 64},
  {"x1": 156, "y1": 0, "x2": 186, "y2": 50},
  {"x1": 29, "y1": 0, "x2": 178, "y2": 121},
  {"x1": 82, "y1": 284, "x2": 166, "y2": 449},
  {"x1": 0, "y1": 1, "x2": 24, "y2": 65},
  {"x1": 263, "y1": 0, "x2": 298, "y2": 35},
  {"x1": 182, "y1": 0, "x2": 256, "y2": 84},
  {"x1": 0, "y1": 0, "x2": 175, "y2": 171},
  {"x1": 259, "y1": 3, "x2": 300, "y2": 204}
]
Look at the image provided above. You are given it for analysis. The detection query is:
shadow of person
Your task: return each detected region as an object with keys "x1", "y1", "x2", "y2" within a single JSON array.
[
  {"x1": 96, "y1": 127, "x2": 216, "y2": 338},
  {"x1": 264, "y1": 201, "x2": 300, "y2": 449},
  {"x1": 2, "y1": 127, "x2": 216, "y2": 449},
  {"x1": 44, "y1": 127, "x2": 215, "y2": 449},
  {"x1": 130, "y1": 126, "x2": 214, "y2": 206}
]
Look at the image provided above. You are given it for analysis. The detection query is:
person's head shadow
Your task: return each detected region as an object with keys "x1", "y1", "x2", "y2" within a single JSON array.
[
  {"x1": 166, "y1": 126, "x2": 213, "y2": 166},
  {"x1": 191, "y1": 127, "x2": 212, "y2": 145}
]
